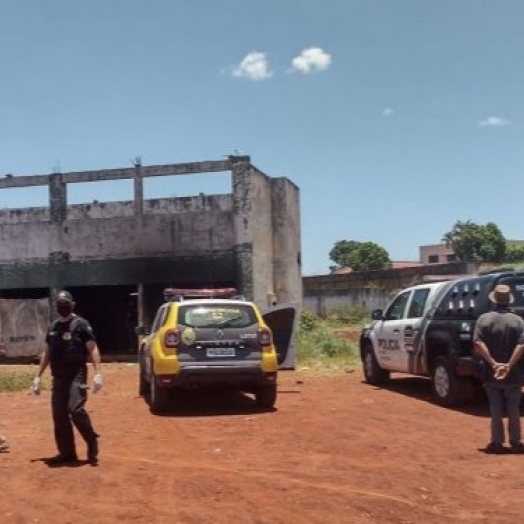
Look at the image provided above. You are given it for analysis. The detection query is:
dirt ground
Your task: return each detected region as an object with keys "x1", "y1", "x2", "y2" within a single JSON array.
[{"x1": 2, "y1": 364, "x2": 524, "y2": 524}]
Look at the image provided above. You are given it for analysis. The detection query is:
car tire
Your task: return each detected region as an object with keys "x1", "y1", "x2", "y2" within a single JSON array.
[
  {"x1": 431, "y1": 356, "x2": 472, "y2": 406},
  {"x1": 255, "y1": 384, "x2": 277, "y2": 409},
  {"x1": 138, "y1": 351, "x2": 148, "y2": 396},
  {"x1": 362, "y1": 343, "x2": 390, "y2": 385},
  {"x1": 149, "y1": 368, "x2": 170, "y2": 414}
]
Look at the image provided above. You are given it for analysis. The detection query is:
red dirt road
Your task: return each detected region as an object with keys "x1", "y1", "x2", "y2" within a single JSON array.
[{"x1": 2, "y1": 364, "x2": 524, "y2": 523}]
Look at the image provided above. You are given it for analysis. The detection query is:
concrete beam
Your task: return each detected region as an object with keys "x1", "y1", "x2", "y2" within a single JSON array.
[{"x1": 0, "y1": 158, "x2": 248, "y2": 189}]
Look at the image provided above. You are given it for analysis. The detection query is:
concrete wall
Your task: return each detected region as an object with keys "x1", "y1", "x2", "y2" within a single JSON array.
[
  {"x1": 303, "y1": 262, "x2": 474, "y2": 318},
  {"x1": 229, "y1": 161, "x2": 302, "y2": 308},
  {"x1": 303, "y1": 262, "x2": 471, "y2": 295},
  {"x1": 248, "y1": 166, "x2": 276, "y2": 307},
  {"x1": 0, "y1": 195, "x2": 234, "y2": 262},
  {"x1": 271, "y1": 177, "x2": 301, "y2": 306},
  {"x1": 302, "y1": 288, "x2": 391, "y2": 317}
]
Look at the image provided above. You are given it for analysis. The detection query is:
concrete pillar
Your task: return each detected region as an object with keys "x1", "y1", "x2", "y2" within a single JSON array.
[
  {"x1": 133, "y1": 163, "x2": 144, "y2": 215},
  {"x1": 49, "y1": 173, "x2": 67, "y2": 222},
  {"x1": 231, "y1": 156, "x2": 253, "y2": 301}
]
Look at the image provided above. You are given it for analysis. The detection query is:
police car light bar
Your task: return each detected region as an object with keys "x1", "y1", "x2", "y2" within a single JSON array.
[{"x1": 163, "y1": 287, "x2": 239, "y2": 301}]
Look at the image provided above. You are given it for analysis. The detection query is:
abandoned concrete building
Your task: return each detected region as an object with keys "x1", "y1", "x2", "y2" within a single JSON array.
[{"x1": 0, "y1": 156, "x2": 301, "y2": 357}]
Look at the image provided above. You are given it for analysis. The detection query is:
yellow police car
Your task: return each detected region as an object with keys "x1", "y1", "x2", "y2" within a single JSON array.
[{"x1": 138, "y1": 289, "x2": 282, "y2": 413}]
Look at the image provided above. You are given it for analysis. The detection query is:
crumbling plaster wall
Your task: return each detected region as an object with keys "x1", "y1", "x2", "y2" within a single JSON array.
[
  {"x1": 248, "y1": 167, "x2": 275, "y2": 307},
  {"x1": 271, "y1": 177, "x2": 301, "y2": 305},
  {"x1": 0, "y1": 195, "x2": 234, "y2": 262}
]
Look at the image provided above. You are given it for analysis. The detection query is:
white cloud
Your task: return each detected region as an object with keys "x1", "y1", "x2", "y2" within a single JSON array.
[
  {"x1": 231, "y1": 52, "x2": 273, "y2": 81},
  {"x1": 291, "y1": 47, "x2": 332, "y2": 74},
  {"x1": 479, "y1": 116, "x2": 511, "y2": 127},
  {"x1": 382, "y1": 108, "x2": 394, "y2": 116}
]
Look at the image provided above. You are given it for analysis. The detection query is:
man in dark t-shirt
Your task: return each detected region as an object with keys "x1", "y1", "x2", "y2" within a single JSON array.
[
  {"x1": 34, "y1": 291, "x2": 104, "y2": 465},
  {"x1": 474, "y1": 284, "x2": 524, "y2": 454}
]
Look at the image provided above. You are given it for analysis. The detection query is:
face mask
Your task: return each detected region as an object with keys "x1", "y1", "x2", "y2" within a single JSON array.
[{"x1": 57, "y1": 303, "x2": 73, "y2": 317}]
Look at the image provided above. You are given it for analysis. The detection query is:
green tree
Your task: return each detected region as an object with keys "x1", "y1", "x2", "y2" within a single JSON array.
[
  {"x1": 477, "y1": 222, "x2": 506, "y2": 263},
  {"x1": 346, "y1": 242, "x2": 391, "y2": 272},
  {"x1": 329, "y1": 240, "x2": 361, "y2": 271},
  {"x1": 442, "y1": 220, "x2": 482, "y2": 262},
  {"x1": 505, "y1": 244, "x2": 524, "y2": 263},
  {"x1": 442, "y1": 220, "x2": 506, "y2": 263}
]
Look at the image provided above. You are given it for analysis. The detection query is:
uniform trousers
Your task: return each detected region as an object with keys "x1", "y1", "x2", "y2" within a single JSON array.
[{"x1": 51, "y1": 365, "x2": 98, "y2": 456}]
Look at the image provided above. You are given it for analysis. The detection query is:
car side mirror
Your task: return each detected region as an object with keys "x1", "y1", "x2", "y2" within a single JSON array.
[{"x1": 371, "y1": 309, "x2": 384, "y2": 321}]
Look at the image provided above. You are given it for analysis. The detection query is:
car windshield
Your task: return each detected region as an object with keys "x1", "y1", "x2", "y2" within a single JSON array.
[{"x1": 179, "y1": 304, "x2": 257, "y2": 328}]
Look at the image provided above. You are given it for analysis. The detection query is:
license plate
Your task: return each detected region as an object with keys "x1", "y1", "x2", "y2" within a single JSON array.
[{"x1": 206, "y1": 347, "x2": 235, "y2": 357}]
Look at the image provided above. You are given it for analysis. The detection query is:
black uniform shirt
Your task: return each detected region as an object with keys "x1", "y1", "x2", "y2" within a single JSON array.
[{"x1": 46, "y1": 315, "x2": 95, "y2": 377}]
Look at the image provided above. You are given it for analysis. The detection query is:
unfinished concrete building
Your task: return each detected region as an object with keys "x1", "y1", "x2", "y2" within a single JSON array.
[{"x1": 0, "y1": 156, "x2": 301, "y2": 355}]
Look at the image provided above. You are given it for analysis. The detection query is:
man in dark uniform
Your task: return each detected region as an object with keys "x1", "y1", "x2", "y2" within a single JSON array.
[
  {"x1": 473, "y1": 284, "x2": 524, "y2": 454},
  {"x1": 34, "y1": 290, "x2": 103, "y2": 465}
]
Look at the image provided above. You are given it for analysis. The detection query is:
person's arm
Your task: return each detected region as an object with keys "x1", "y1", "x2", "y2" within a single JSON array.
[
  {"x1": 473, "y1": 340, "x2": 501, "y2": 370},
  {"x1": 32, "y1": 343, "x2": 50, "y2": 394},
  {"x1": 86, "y1": 340, "x2": 103, "y2": 393},
  {"x1": 506, "y1": 343, "x2": 524, "y2": 372},
  {"x1": 36, "y1": 344, "x2": 50, "y2": 378},
  {"x1": 86, "y1": 340, "x2": 102, "y2": 375}
]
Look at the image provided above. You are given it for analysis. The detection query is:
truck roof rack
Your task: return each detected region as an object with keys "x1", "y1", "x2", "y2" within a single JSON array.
[{"x1": 163, "y1": 287, "x2": 241, "y2": 302}]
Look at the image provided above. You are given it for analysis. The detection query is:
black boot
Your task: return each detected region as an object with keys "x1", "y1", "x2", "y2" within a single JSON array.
[
  {"x1": 45, "y1": 453, "x2": 78, "y2": 466},
  {"x1": 87, "y1": 433, "x2": 99, "y2": 464}
]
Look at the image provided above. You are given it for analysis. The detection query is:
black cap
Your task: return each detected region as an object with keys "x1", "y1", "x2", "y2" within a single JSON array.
[{"x1": 56, "y1": 290, "x2": 74, "y2": 303}]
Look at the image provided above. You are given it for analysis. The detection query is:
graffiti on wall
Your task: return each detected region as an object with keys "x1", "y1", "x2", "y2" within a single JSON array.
[{"x1": 0, "y1": 298, "x2": 49, "y2": 357}]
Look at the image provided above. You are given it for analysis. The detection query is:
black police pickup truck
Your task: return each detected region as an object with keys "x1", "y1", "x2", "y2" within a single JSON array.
[{"x1": 360, "y1": 269, "x2": 524, "y2": 405}]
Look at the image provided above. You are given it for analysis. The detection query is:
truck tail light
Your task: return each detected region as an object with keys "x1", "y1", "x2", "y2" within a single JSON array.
[{"x1": 164, "y1": 329, "x2": 180, "y2": 349}]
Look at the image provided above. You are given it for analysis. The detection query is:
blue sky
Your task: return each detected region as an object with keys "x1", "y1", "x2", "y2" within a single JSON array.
[{"x1": 1, "y1": 1, "x2": 523, "y2": 276}]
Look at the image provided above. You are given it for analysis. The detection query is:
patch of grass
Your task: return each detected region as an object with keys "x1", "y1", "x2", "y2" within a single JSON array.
[
  {"x1": 296, "y1": 310, "x2": 365, "y2": 374},
  {"x1": 0, "y1": 369, "x2": 48, "y2": 393}
]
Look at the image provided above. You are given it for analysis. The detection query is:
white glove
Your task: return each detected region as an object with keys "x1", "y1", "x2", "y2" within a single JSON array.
[
  {"x1": 92, "y1": 373, "x2": 103, "y2": 394},
  {"x1": 32, "y1": 376, "x2": 41, "y2": 395}
]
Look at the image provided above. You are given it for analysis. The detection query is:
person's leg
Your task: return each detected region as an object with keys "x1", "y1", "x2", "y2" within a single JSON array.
[
  {"x1": 51, "y1": 377, "x2": 77, "y2": 458},
  {"x1": 69, "y1": 367, "x2": 99, "y2": 462},
  {"x1": 484, "y1": 382, "x2": 505, "y2": 446},
  {"x1": 504, "y1": 384, "x2": 522, "y2": 449}
]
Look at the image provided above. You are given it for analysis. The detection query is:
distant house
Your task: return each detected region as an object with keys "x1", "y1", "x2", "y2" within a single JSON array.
[
  {"x1": 332, "y1": 267, "x2": 353, "y2": 275},
  {"x1": 390, "y1": 261, "x2": 424, "y2": 269},
  {"x1": 419, "y1": 244, "x2": 456, "y2": 265}
]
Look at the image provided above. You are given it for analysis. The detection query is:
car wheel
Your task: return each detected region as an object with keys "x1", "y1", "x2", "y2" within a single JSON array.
[
  {"x1": 138, "y1": 351, "x2": 148, "y2": 396},
  {"x1": 362, "y1": 343, "x2": 390, "y2": 385},
  {"x1": 431, "y1": 356, "x2": 472, "y2": 406},
  {"x1": 149, "y1": 367, "x2": 170, "y2": 414},
  {"x1": 255, "y1": 384, "x2": 277, "y2": 409}
]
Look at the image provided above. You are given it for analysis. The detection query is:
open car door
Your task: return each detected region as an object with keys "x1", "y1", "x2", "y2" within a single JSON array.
[{"x1": 262, "y1": 303, "x2": 299, "y2": 369}]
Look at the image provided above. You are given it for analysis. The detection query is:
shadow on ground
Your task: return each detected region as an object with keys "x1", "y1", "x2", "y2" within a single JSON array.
[
  {"x1": 362, "y1": 376, "x2": 500, "y2": 418},
  {"x1": 142, "y1": 388, "x2": 277, "y2": 418}
]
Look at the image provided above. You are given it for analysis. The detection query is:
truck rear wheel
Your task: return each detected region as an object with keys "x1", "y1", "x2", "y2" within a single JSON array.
[
  {"x1": 362, "y1": 344, "x2": 390, "y2": 385},
  {"x1": 431, "y1": 356, "x2": 472, "y2": 406}
]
